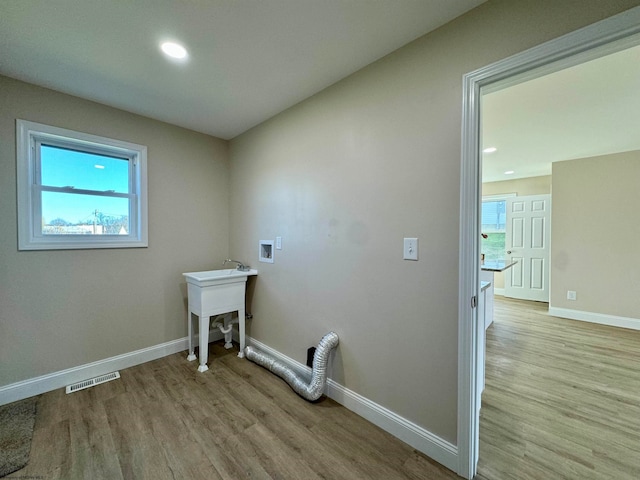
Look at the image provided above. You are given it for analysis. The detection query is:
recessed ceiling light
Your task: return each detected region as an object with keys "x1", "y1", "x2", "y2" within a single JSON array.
[
  {"x1": 483, "y1": 147, "x2": 497, "y2": 154},
  {"x1": 504, "y1": 170, "x2": 515, "y2": 175},
  {"x1": 160, "y1": 41, "x2": 188, "y2": 59}
]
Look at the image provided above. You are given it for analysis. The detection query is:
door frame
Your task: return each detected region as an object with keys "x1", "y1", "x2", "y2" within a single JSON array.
[{"x1": 457, "y1": 7, "x2": 640, "y2": 479}]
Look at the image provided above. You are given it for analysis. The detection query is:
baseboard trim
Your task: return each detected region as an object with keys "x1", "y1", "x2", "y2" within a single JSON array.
[
  {"x1": 246, "y1": 336, "x2": 458, "y2": 473},
  {"x1": 494, "y1": 287, "x2": 505, "y2": 296},
  {"x1": 548, "y1": 306, "x2": 640, "y2": 331},
  {"x1": 0, "y1": 330, "x2": 223, "y2": 406}
]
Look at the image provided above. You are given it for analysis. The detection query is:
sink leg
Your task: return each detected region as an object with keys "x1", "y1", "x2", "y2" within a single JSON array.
[
  {"x1": 197, "y1": 314, "x2": 209, "y2": 372},
  {"x1": 237, "y1": 307, "x2": 246, "y2": 358},
  {"x1": 187, "y1": 311, "x2": 196, "y2": 361}
]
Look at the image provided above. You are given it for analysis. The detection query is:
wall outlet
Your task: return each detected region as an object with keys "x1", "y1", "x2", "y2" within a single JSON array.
[{"x1": 567, "y1": 290, "x2": 577, "y2": 300}]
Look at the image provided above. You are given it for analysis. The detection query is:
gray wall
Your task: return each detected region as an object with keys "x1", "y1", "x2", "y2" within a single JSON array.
[
  {"x1": 228, "y1": 0, "x2": 640, "y2": 444},
  {"x1": 0, "y1": 75, "x2": 230, "y2": 386}
]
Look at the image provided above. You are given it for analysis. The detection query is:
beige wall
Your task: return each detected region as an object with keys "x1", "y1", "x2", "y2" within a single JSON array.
[
  {"x1": 551, "y1": 152, "x2": 640, "y2": 318},
  {"x1": 482, "y1": 176, "x2": 551, "y2": 289},
  {"x1": 0, "y1": 75, "x2": 230, "y2": 386},
  {"x1": 1, "y1": 0, "x2": 638, "y2": 452},
  {"x1": 229, "y1": 0, "x2": 640, "y2": 443},
  {"x1": 482, "y1": 175, "x2": 551, "y2": 197}
]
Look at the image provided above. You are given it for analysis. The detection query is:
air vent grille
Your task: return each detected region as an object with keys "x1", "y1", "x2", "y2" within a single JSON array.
[{"x1": 65, "y1": 371, "x2": 120, "y2": 394}]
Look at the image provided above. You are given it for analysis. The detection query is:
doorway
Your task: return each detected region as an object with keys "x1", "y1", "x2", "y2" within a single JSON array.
[{"x1": 457, "y1": 8, "x2": 640, "y2": 479}]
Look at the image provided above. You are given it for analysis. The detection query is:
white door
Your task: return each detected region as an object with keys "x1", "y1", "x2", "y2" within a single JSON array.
[{"x1": 504, "y1": 194, "x2": 551, "y2": 302}]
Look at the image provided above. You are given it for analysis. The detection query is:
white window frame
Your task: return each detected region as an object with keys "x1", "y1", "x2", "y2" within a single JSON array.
[{"x1": 16, "y1": 119, "x2": 148, "y2": 250}]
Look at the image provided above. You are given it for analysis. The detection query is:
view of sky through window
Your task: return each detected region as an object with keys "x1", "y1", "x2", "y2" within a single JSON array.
[{"x1": 40, "y1": 145, "x2": 130, "y2": 227}]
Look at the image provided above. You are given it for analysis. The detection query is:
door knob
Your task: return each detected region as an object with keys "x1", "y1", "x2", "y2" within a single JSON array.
[{"x1": 507, "y1": 251, "x2": 512, "y2": 254}]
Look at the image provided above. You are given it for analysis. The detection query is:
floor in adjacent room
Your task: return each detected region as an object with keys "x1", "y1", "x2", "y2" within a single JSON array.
[{"x1": 477, "y1": 296, "x2": 640, "y2": 480}]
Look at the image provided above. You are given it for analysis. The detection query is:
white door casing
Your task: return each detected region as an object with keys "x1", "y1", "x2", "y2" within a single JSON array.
[
  {"x1": 504, "y1": 194, "x2": 551, "y2": 302},
  {"x1": 458, "y1": 8, "x2": 640, "y2": 479}
]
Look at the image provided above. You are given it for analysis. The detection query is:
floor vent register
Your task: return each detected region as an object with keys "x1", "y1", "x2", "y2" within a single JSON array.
[{"x1": 65, "y1": 371, "x2": 121, "y2": 394}]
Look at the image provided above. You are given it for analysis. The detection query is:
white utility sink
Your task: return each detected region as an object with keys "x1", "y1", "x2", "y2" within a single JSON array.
[
  {"x1": 183, "y1": 268, "x2": 257, "y2": 372},
  {"x1": 183, "y1": 268, "x2": 258, "y2": 286}
]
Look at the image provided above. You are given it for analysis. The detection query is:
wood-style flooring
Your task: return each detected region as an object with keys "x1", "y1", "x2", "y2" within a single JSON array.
[
  {"x1": 477, "y1": 296, "x2": 640, "y2": 480},
  {"x1": 12, "y1": 341, "x2": 459, "y2": 480},
  {"x1": 12, "y1": 298, "x2": 640, "y2": 479}
]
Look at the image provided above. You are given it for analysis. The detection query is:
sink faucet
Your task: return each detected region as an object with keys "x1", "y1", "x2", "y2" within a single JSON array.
[{"x1": 223, "y1": 259, "x2": 250, "y2": 272}]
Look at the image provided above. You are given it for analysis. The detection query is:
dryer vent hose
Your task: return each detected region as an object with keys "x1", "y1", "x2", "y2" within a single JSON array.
[{"x1": 244, "y1": 331, "x2": 339, "y2": 401}]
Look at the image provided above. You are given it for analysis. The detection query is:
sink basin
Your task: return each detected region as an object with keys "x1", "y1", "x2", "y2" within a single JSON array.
[{"x1": 183, "y1": 268, "x2": 257, "y2": 287}]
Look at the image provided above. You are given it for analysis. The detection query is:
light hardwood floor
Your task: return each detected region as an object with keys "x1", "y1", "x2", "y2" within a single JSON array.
[
  {"x1": 13, "y1": 341, "x2": 460, "y2": 480},
  {"x1": 477, "y1": 296, "x2": 640, "y2": 480}
]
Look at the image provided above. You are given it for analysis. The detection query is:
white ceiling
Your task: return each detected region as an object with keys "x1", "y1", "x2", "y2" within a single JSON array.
[
  {"x1": 0, "y1": 0, "x2": 485, "y2": 140},
  {"x1": 482, "y1": 43, "x2": 640, "y2": 183}
]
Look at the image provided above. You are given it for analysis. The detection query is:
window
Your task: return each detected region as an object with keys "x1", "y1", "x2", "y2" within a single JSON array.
[
  {"x1": 17, "y1": 120, "x2": 148, "y2": 250},
  {"x1": 480, "y1": 194, "x2": 515, "y2": 262}
]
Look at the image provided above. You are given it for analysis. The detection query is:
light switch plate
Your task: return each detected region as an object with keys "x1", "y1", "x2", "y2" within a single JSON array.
[
  {"x1": 276, "y1": 236, "x2": 282, "y2": 250},
  {"x1": 403, "y1": 237, "x2": 418, "y2": 261}
]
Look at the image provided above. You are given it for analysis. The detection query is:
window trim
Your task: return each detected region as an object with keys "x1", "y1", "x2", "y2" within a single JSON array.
[{"x1": 16, "y1": 119, "x2": 148, "y2": 250}]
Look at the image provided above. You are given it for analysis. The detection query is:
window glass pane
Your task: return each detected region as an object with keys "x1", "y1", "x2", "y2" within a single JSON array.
[
  {"x1": 481, "y1": 200, "x2": 506, "y2": 233},
  {"x1": 40, "y1": 144, "x2": 129, "y2": 193},
  {"x1": 481, "y1": 232, "x2": 505, "y2": 262},
  {"x1": 41, "y1": 191, "x2": 130, "y2": 235},
  {"x1": 482, "y1": 200, "x2": 507, "y2": 262}
]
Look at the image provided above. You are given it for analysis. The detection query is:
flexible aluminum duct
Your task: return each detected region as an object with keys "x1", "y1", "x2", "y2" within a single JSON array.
[{"x1": 244, "y1": 331, "x2": 339, "y2": 401}]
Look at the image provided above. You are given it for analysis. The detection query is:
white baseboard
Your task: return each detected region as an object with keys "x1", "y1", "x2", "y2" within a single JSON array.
[
  {"x1": 494, "y1": 287, "x2": 505, "y2": 296},
  {"x1": 0, "y1": 330, "x2": 223, "y2": 406},
  {"x1": 246, "y1": 336, "x2": 458, "y2": 473},
  {"x1": 548, "y1": 306, "x2": 640, "y2": 331}
]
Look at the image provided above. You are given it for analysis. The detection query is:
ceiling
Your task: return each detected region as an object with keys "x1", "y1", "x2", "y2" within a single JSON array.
[
  {"x1": 482, "y1": 43, "x2": 640, "y2": 183},
  {"x1": 0, "y1": 0, "x2": 485, "y2": 140}
]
